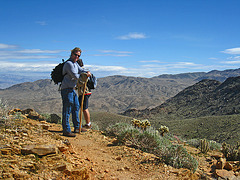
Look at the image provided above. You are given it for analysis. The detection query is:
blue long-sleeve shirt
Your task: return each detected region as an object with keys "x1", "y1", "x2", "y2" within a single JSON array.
[{"x1": 61, "y1": 59, "x2": 87, "y2": 89}]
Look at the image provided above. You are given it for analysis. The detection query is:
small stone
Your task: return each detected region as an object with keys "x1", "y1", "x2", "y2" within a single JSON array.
[
  {"x1": 124, "y1": 166, "x2": 130, "y2": 171},
  {"x1": 21, "y1": 144, "x2": 57, "y2": 156},
  {"x1": 85, "y1": 157, "x2": 91, "y2": 161},
  {"x1": 215, "y1": 169, "x2": 235, "y2": 179},
  {"x1": 1, "y1": 148, "x2": 12, "y2": 155},
  {"x1": 62, "y1": 139, "x2": 71, "y2": 146},
  {"x1": 40, "y1": 124, "x2": 50, "y2": 130},
  {"x1": 117, "y1": 168, "x2": 124, "y2": 171},
  {"x1": 56, "y1": 164, "x2": 67, "y2": 171},
  {"x1": 90, "y1": 167, "x2": 95, "y2": 172},
  {"x1": 216, "y1": 158, "x2": 226, "y2": 169},
  {"x1": 116, "y1": 156, "x2": 121, "y2": 161},
  {"x1": 104, "y1": 169, "x2": 109, "y2": 173},
  {"x1": 58, "y1": 146, "x2": 68, "y2": 152},
  {"x1": 224, "y1": 162, "x2": 233, "y2": 170}
]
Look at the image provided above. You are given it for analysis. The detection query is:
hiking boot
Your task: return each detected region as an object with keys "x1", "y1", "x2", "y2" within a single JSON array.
[
  {"x1": 74, "y1": 129, "x2": 80, "y2": 133},
  {"x1": 82, "y1": 124, "x2": 92, "y2": 129},
  {"x1": 74, "y1": 128, "x2": 87, "y2": 133},
  {"x1": 63, "y1": 132, "x2": 76, "y2": 137},
  {"x1": 81, "y1": 127, "x2": 87, "y2": 132}
]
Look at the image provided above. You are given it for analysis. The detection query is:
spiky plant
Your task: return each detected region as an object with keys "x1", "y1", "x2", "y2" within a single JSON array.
[{"x1": 159, "y1": 125, "x2": 169, "y2": 136}]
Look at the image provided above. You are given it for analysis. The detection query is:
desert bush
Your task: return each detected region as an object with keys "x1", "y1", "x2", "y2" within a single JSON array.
[
  {"x1": 106, "y1": 122, "x2": 198, "y2": 172},
  {"x1": 0, "y1": 98, "x2": 10, "y2": 118},
  {"x1": 187, "y1": 138, "x2": 200, "y2": 148},
  {"x1": 105, "y1": 123, "x2": 132, "y2": 137},
  {"x1": 161, "y1": 144, "x2": 198, "y2": 172},
  {"x1": 221, "y1": 142, "x2": 240, "y2": 161},
  {"x1": 41, "y1": 113, "x2": 51, "y2": 121},
  {"x1": 41, "y1": 113, "x2": 62, "y2": 124},
  {"x1": 208, "y1": 140, "x2": 221, "y2": 151},
  {"x1": 91, "y1": 122, "x2": 99, "y2": 131},
  {"x1": 187, "y1": 138, "x2": 221, "y2": 151}
]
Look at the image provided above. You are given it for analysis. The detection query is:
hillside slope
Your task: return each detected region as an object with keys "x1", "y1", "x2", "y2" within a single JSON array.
[
  {"x1": 123, "y1": 76, "x2": 240, "y2": 119},
  {"x1": 2, "y1": 111, "x2": 237, "y2": 179},
  {"x1": 0, "y1": 68, "x2": 240, "y2": 115}
]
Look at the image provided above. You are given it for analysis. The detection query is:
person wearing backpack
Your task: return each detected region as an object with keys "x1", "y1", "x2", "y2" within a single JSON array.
[
  {"x1": 77, "y1": 59, "x2": 92, "y2": 130},
  {"x1": 61, "y1": 47, "x2": 91, "y2": 137}
]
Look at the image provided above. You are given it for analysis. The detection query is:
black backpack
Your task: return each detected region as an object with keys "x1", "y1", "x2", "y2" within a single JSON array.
[
  {"x1": 51, "y1": 59, "x2": 66, "y2": 85},
  {"x1": 87, "y1": 74, "x2": 97, "y2": 89}
]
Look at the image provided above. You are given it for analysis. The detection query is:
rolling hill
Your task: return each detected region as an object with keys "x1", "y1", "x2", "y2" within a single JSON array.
[
  {"x1": 0, "y1": 68, "x2": 240, "y2": 115},
  {"x1": 123, "y1": 76, "x2": 240, "y2": 119}
]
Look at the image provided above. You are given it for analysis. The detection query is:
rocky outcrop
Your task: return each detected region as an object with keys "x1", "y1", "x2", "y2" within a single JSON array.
[
  {"x1": 0, "y1": 109, "x2": 90, "y2": 179},
  {"x1": 213, "y1": 157, "x2": 240, "y2": 179}
]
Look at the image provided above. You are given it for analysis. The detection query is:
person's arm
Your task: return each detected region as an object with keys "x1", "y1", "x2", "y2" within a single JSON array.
[
  {"x1": 64, "y1": 62, "x2": 80, "y2": 80},
  {"x1": 77, "y1": 64, "x2": 91, "y2": 77}
]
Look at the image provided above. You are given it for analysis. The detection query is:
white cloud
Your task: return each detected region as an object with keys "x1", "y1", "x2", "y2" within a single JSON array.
[
  {"x1": 0, "y1": 43, "x2": 17, "y2": 49},
  {"x1": 85, "y1": 65, "x2": 127, "y2": 72},
  {"x1": 227, "y1": 56, "x2": 240, "y2": 60},
  {"x1": 0, "y1": 55, "x2": 58, "y2": 60},
  {"x1": 117, "y1": 32, "x2": 147, "y2": 40},
  {"x1": 0, "y1": 44, "x2": 66, "y2": 60},
  {"x1": 220, "y1": 56, "x2": 240, "y2": 64},
  {"x1": 222, "y1": 47, "x2": 240, "y2": 55},
  {"x1": 0, "y1": 61, "x2": 57, "y2": 72},
  {"x1": 139, "y1": 60, "x2": 162, "y2": 63},
  {"x1": 221, "y1": 60, "x2": 240, "y2": 64},
  {"x1": 92, "y1": 54, "x2": 131, "y2": 57},
  {"x1": 91, "y1": 49, "x2": 133, "y2": 57},
  {"x1": 17, "y1": 49, "x2": 64, "y2": 54},
  {"x1": 98, "y1": 50, "x2": 133, "y2": 54}
]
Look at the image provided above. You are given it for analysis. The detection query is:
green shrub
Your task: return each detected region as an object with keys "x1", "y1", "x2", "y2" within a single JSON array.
[
  {"x1": 222, "y1": 142, "x2": 240, "y2": 161},
  {"x1": 105, "y1": 123, "x2": 131, "y2": 137},
  {"x1": 105, "y1": 122, "x2": 198, "y2": 172},
  {"x1": 41, "y1": 113, "x2": 61, "y2": 124},
  {"x1": 162, "y1": 145, "x2": 198, "y2": 172},
  {"x1": 187, "y1": 138, "x2": 221, "y2": 151},
  {"x1": 187, "y1": 138, "x2": 200, "y2": 148},
  {"x1": 0, "y1": 98, "x2": 10, "y2": 118},
  {"x1": 209, "y1": 140, "x2": 221, "y2": 151}
]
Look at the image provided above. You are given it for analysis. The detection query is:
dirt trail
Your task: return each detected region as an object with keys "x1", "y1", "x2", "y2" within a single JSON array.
[{"x1": 50, "y1": 124, "x2": 201, "y2": 180}]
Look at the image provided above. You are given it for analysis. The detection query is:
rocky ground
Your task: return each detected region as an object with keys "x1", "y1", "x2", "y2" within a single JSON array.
[{"x1": 0, "y1": 109, "x2": 239, "y2": 179}]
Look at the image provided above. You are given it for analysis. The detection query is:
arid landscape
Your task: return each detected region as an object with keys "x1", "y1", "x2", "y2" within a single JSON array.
[
  {"x1": 1, "y1": 109, "x2": 239, "y2": 179},
  {"x1": 0, "y1": 68, "x2": 240, "y2": 179}
]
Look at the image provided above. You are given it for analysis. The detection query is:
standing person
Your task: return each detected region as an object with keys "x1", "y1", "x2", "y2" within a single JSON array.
[
  {"x1": 61, "y1": 47, "x2": 91, "y2": 137},
  {"x1": 77, "y1": 59, "x2": 92, "y2": 130}
]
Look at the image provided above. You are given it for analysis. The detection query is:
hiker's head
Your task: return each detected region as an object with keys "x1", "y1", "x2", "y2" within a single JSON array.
[{"x1": 70, "y1": 47, "x2": 82, "y2": 62}]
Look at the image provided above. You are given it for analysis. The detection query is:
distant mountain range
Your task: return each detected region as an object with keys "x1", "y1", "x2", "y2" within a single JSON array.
[
  {"x1": 0, "y1": 74, "x2": 47, "y2": 89},
  {"x1": 0, "y1": 68, "x2": 240, "y2": 115},
  {"x1": 122, "y1": 76, "x2": 240, "y2": 119}
]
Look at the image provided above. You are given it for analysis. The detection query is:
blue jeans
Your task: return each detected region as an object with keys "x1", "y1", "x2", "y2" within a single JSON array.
[{"x1": 61, "y1": 88, "x2": 80, "y2": 133}]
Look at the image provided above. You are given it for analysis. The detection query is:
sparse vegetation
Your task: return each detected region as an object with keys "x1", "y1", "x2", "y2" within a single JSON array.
[
  {"x1": 0, "y1": 98, "x2": 10, "y2": 118},
  {"x1": 106, "y1": 122, "x2": 198, "y2": 172},
  {"x1": 131, "y1": 118, "x2": 151, "y2": 130},
  {"x1": 159, "y1": 125, "x2": 169, "y2": 136},
  {"x1": 221, "y1": 142, "x2": 240, "y2": 161},
  {"x1": 154, "y1": 114, "x2": 240, "y2": 146},
  {"x1": 199, "y1": 139, "x2": 210, "y2": 154},
  {"x1": 187, "y1": 138, "x2": 221, "y2": 151}
]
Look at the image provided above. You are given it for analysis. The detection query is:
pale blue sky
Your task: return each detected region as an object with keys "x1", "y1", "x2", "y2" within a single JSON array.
[{"x1": 0, "y1": 0, "x2": 240, "y2": 80}]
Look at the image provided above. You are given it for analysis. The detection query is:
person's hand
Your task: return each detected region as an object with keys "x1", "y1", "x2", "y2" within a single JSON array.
[{"x1": 87, "y1": 71, "x2": 91, "y2": 77}]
